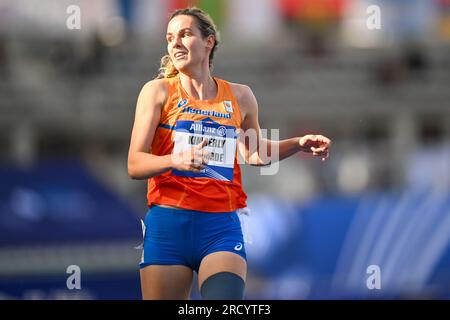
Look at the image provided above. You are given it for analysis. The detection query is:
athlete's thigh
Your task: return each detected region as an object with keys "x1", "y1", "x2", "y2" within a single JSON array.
[
  {"x1": 197, "y1": 251, "x2": 247, "y2": 289},
  {"x1": 140, "y1": 264, "x2": 194, "y2": 300}
]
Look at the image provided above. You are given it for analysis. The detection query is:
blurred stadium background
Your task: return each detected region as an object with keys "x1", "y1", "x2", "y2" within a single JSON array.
[{"x1": 0, "y1": 0, "x2": 450, "y2": 299}]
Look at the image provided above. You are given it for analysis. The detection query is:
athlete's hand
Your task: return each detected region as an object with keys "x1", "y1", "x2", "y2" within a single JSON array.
[
  {"x1": 171, "y1": 138, "x2": 210, "y2": 173},
  {"x1": 299, "y1": 134, "x2": 332, "y2": 161}
]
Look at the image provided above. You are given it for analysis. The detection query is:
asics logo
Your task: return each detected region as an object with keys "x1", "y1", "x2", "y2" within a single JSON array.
[
  {"x1": 177, "y1": 99, "x2": 188, "y2": 108},
  {"x1": 234, "y1": 243, "x2": 243, "y2": 251}
]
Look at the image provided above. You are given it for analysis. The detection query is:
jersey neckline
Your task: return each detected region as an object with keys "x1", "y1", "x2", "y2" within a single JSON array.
[{"x1": 177, "y1": 75, "x2": 223, "y2": 104}]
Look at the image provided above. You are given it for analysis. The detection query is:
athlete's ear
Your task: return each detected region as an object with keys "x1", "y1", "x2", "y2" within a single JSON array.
[{"x1": 205, "y1": 35, "x2": 215, "y2": 50}]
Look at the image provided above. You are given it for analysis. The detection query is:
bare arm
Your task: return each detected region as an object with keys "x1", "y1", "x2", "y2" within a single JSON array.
[
  {"x1": 234, "y1": 84, "x2": 331, "y2": 166},
  {"x1": 127, "y1": 80, "x2": 210, "y2": 180},
  {"x1": 127, "y1": 80, "x2": 173, "y2": 179}
]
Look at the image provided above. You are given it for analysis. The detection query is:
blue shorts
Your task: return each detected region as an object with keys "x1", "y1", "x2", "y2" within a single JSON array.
[{"x1": 139, "y1": 205, "x2": 247, "y2": 273}]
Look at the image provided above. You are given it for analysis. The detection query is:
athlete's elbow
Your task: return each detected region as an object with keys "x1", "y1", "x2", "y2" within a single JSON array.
[
  {"x1": 128, "y1": 153, "x2": 144, "y2": 179},
  {"x1": 249, "y1": 161, "x2": 272, "y2": 167},
  {"x1": 128, "y1": 169, "x2": 148, "y2": 180},
  {"x1": 127, "y1": 160, "x2": 142, "y2": 180},
  {"x1": 249, "y1": 162, "x2": 262, "y2": 167},
  {"x1": 127, "y1": 165, "x2": 138, "y2": 180},
  {"x1": 247, "y1": 154, "x2": 271, "y2": 167}
]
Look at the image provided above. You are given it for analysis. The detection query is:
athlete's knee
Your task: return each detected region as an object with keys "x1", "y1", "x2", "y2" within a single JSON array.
[{"x1": 200, "y1": 272, "x2": 245, "y2": 300}]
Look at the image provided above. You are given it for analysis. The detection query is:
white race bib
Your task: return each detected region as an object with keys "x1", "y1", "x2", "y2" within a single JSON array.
[{"x1": 172, "y1": 120, "x2": 237, "y2": 181}]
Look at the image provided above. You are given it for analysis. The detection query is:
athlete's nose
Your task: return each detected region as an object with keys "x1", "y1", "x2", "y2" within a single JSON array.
[{"x1": 172, "y1": 35, "x2": 183, "y2": 49}]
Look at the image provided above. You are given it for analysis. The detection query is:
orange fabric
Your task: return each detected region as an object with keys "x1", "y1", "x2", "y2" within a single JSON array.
[{"x1": 147, "y1": 75, "x2": 247, "y2": 212}]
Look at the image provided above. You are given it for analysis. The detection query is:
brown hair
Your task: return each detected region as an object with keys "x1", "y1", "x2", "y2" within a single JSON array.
[{"x1": 156, "y1": 7, "x2": 220, "y2": 79}]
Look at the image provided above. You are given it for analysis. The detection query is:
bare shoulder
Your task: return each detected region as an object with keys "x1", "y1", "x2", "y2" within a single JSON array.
[
  {"x1": 228, "y1": 82, "x2": 257, "y2": 118},
  {"x1": 228, "y1": 82, "x2": 254, "y2": 102},
  {"x1": 142, "y1": 78, "x2": 168, "y2": 91},
  {"x1": 138, "y1": 78, "x2": 169, "y2": 107}
]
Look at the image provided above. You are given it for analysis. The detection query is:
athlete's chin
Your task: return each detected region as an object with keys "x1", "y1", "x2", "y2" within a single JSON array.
[
  {"x1": 173, "y1": 60, "x2": 187, "y2": 69},
  {"x1": 175, "y1": 62, "x2": 195, "y2": 74}
]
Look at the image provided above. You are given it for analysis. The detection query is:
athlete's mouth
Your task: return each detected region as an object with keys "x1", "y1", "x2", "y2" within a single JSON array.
[{"x1": 174, "y1": 51, "x2": 187, "y2": 59}]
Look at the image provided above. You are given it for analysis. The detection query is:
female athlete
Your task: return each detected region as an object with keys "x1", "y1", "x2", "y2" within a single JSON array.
[{"x1": 128, "y1": 7, "x2": 331, "y2": 300}]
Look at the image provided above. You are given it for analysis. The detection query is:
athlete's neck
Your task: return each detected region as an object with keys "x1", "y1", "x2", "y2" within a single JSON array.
[{"x1": 179, "y1": 72, "x2": 217, "y2": 101}]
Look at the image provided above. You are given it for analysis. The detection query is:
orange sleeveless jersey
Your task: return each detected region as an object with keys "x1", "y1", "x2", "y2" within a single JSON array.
[{"x1": 146, "y1": 75, "x2": 248, "y2": 212}]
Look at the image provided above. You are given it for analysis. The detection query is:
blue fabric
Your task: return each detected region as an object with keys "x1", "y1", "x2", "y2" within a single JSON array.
[{"x1": 139, "y1": 205, "x2": 246, "y2": 272}]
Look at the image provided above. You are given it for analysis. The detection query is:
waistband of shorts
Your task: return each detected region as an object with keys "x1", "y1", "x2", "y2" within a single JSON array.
[{"x1": 150, "y1": 204, "x2": 235, "y2": 215}]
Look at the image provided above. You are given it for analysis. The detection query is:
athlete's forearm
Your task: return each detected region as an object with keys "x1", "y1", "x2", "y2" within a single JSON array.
[
  {"x1": 249, "y1": 137, "x2": 303, "y2": 166},
  {"x1": 264, "y1": 137, "x2": 304, "y2": 162},
  {"x1": 128, "y1": 152, "x2": 173, "y2": 180}
]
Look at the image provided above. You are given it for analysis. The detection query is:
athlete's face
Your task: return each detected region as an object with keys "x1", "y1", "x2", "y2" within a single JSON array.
[{"x1": 166, "y1": 15, "x2": 214, "y2": 73}]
